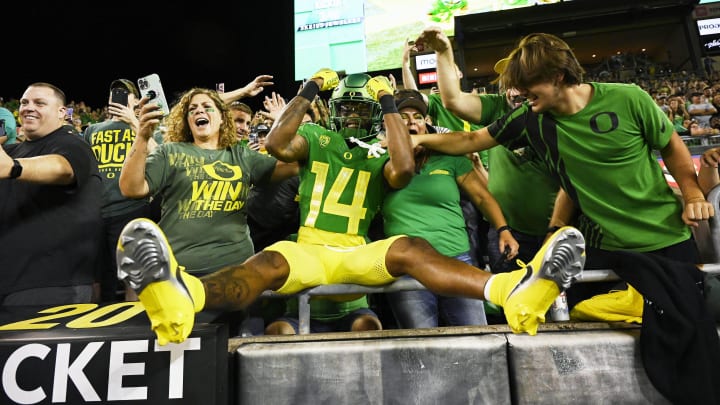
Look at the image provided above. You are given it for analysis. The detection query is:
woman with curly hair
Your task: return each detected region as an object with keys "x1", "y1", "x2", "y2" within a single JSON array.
[{"x1": 120, "y1": 87, "x2": 297, "y2": 275}]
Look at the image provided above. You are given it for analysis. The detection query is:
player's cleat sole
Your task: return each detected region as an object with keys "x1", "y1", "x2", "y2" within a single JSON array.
[
  {"x1": 489, "y1": 226, "x2": 585, "y2": 335},
  {"x1": 117, "y1": 218, "x2": 205, "y2": 345}
]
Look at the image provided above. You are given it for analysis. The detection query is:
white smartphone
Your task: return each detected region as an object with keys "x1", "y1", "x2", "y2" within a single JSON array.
[{"x1": 137, "y1": 73, "x2": 170, "y2": 115}]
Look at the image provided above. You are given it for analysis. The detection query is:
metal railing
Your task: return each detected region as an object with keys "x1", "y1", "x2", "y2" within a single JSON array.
[
  {"x1": 259, "y1": 270, "x2": 626, "y2": 335},
  {"x1": 260, "y1": 265, "x2": 720, "y2": 334},
  {"x1": 680, "y1": 134, "x2": 720, "y2": 156},
  {"x1": 258, "y1": 184, "x2": 720, "y2": 334}
]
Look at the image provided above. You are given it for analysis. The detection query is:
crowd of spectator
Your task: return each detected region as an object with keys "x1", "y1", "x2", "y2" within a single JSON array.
[
  {"x1": 583, "y1": 54, "x2": 720, "y2": 136},
  {"x1": 0, "y1": 64, "x2": 715, "y2": 185},
  {"x1": 3, "y1": 17, "x2": 719, "y2": 400},
  {"x1": 2, "y1": 53, "x2": 719, "y2": 324},
  {"x1": 0, "y1": 96, "x2": 106, "y2": 144},
  {"x1": 5, "y1": 56, "x2": 720, "y2": 144}
]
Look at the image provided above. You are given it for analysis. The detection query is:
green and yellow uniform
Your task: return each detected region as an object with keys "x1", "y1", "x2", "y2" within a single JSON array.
[{"x1": 266, "y1": 123, "x2": 403, "y2": 294}]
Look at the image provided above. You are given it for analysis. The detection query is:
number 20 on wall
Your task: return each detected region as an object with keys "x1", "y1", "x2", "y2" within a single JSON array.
[{"x1": 0, "y1": 302, "x2": 146, "y2": 330}]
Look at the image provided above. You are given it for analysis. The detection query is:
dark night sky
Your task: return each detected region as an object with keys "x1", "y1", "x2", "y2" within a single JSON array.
[{"x1": 5, "y1": 2, "x2": 297, "y2": 112}]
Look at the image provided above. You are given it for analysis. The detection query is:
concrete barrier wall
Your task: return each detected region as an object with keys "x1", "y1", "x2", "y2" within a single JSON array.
[
  {"x1": 507, "y1": 330, "x2": 669, "y2": 405},
  {"x1": 231, "y1": 325, "x2": 671, "y2": 405},
  {"x1": 234, "y1": 334, "x2": 510, "y2": 405}
]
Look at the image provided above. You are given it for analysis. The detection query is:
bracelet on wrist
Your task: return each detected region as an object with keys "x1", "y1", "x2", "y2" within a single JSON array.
[
  {"x1": 497, "y1": 225, "x2": 511, "y2": 234},
  {"x1": 9, "y1": 159, "x2": 23, "y2": 179}
]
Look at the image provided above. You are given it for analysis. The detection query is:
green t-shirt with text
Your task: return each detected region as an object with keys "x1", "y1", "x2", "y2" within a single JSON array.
[
  {"x1": 83, "y1": 120, "x2": 149, "y2": 217},
  {"x1": 145, "y1": 142, "x2": 277, "y2": 274}
]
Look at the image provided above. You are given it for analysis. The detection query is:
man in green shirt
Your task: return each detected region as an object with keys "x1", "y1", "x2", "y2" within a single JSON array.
[{"x1": 412, "y1": 32, "x2": 713, "y2": 318}]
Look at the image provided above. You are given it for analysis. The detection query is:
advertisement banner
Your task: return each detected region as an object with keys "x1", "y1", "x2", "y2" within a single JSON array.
[{"x1": 0, "y1": 303, "x2": 228, "y2": 404}]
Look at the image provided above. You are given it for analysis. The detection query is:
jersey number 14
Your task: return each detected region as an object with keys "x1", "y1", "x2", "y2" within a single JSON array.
[{"x1": 305, "y1": 161, "x2": 370, "y2": 235}]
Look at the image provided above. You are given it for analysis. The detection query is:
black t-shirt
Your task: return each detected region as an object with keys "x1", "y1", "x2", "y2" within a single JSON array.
[
  {"x1": 247, "y1": 176, "x2": 300, "y2": 251},
  {"x1": 0, "y1": 126, "x2": 103, "y2": 294}
]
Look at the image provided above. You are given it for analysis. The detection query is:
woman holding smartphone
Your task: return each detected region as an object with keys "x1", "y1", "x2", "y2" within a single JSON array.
[{"x1": 119, "y1": 87, "x2": 298, "y2": 277}]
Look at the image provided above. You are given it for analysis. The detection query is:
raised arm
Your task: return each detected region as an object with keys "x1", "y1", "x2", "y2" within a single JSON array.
[
  {"x1": 119, "y1": 98, "x2": 158, "y2": 198},
  {"x1": 220, "y1": 74, "x2": 274, "y2": 104},
  {"x1": 416, "y1": 26, "x2": 483, "y2": 123},
  {"x1": 401, "y1": 39, "x2": 420, "y2": 92},
  {"x1": 264, "y1": 69, "x2": 341, "y2": 162},
  {"x1": 369, "y1": 76, "x2": 415, "y2": 189},
  {"x1": 413, "y1": 127, "x2": 498, "y2": 156}
]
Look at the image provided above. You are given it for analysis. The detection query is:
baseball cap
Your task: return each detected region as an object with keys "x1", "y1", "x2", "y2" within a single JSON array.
[
  {"x1": 394, "y1": 89, "x2": 427, "y2": 116},
  {"x1": 110, "y1": 79, "x2": 140, "y2": 98}
]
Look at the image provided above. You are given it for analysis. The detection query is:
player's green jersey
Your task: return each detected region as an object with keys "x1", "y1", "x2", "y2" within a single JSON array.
[
  {"x1": 285, "y1": 295, "x2": 370, "y2": 321},
  {"x1": 297, "y1": 123, "x2": 389, "y2": 245},
  {"x1": 488, "y1": 82, "x2": 689, "y2": 251}
]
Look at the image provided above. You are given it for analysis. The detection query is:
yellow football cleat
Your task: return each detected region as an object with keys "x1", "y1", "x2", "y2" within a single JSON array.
[
  {"x1": 117, "y1": 218, "x2": 205, "y2": 345},
  {"x1": 570, "y1": 285, "x2": 643, "y2": 323},
  {"x1": 488, "y1": 226, "x2": 585, "y2": 335}
]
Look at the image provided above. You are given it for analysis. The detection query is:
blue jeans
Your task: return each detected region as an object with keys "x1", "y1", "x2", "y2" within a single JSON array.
[
  {"x1": 487, "y1": 228, "x2": 546, "y2": 273},
  {"x1": 387, "y1": 253, "x2": 487, "y2": 328}
]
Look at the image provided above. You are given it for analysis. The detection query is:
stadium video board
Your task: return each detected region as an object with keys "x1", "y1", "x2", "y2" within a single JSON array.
[{"x1": 293, "y1": 0, "x2": 563, "y2": 80}]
